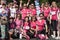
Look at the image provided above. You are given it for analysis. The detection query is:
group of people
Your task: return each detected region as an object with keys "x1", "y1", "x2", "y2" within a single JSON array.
[{"x1": 0, "y1": 0, "x2": 60, "y2": 40}]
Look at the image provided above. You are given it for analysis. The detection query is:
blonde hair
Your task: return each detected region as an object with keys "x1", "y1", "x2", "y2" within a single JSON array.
[{"x1": 51, "y1": 1, "x2": 57, "y2": 7}]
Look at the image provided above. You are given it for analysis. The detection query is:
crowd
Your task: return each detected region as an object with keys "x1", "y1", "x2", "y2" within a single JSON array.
[{"x1": 0, "y1": 0, "x2": 60, "y2": 40}]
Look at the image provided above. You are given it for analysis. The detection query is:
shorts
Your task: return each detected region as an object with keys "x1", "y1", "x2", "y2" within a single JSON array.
[
  {"x1": 9, "y1": 29, "x2": 14, "y2": 32},
  {"x1": 37, "y1": 29, "x2": 45, "y2": 35},
  {"x1": 45, "y1": 17, "x2": 50, "y2": 28}
]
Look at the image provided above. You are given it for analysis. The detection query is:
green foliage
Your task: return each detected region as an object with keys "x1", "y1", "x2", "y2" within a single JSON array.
[
  {"x1": 6, "y1": 0, "x2": 13, "y2": 3},
  {"x1": 6, "y1": 0, "x2": 60, "y2": 5},
  {"x1": 57, "y1": 2, "x2": 60, "y2": 8},
  {"x1": 40, "y1": 0, "x2": 48, "y2": 4}
]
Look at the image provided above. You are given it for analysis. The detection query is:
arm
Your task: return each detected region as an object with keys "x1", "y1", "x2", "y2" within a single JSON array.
[
  {"x1": 48, "y1": 7, "x2": 52, "y2": 24},
  {"x1": 31, "y1": 28, "x2": 36, "y2": 31},
  {"x1": 27, "y1": 0, "x2": 30, "y2": 6},
  {"x1": 49, "y1": 12, "x2": 52, "y2": 24},
  {"x1": 57, "y1": 9, "x2": 59, "y2": 20},
  {"x1": 20, "y1": 0, "x2": 23, "y2": 9},
  {"x1": 45, "y1": 23, "x2": 48, "y2": 33},
  {"x1": 35, "y1": 25, "x2": 38, "y2": 34}
]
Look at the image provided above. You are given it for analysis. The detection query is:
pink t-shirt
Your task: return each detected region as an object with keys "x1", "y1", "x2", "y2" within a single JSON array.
[
  {"x1": 51, "y1": 7, "x2": 58, "y2": 20},
  {"x1": 23, "y1": 22, "x2": 29, "y2": 32},
  {"x1": 15, "y1": 18, "x2": 21, "y2": 28},
  {"x1": 21, "y1": 8, "x2": 29, "y2": 19},
  {"x1": 43, "y1": 7, "x2": 50, "y2": 17},
  {"x1": 36, "y1": 20, "x2": 46, "y2": 31},
  {"x1": 29, "y1": 9, "x2": 36, "y2": 16},
  {"x1": 23, "y1": 22, "x2": 29, "y2": 28},
  {"x1": 30, "y1": 21, "x2": 36, "y2": 29}
]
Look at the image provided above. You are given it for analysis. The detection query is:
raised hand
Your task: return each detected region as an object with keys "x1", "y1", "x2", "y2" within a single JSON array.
[
  {"x1": 20, "y1": 0, "x2": 23, "y2": 4},
  {"x1": 28, "y1": 0, "x2": 30, "y2": 2}
]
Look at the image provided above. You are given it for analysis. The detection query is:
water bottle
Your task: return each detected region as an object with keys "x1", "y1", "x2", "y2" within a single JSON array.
[{"x1": 19, "y1": 34, "x2": 22, "y2": 39}]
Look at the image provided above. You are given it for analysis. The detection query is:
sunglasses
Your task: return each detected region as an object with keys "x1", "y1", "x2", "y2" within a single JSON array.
[
  {"x1": 40, "y1": 16, "x2": 43, "y2": 17},
  {"x1": 23, "y1": 6, "x2": 27, "y2": 7},
  {"x1": 31, "y1": 5, "x2": 34, "y2": 6}
]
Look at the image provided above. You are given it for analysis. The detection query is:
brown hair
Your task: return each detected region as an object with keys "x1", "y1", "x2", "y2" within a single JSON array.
[
  {"x1": 16, "y1": 14, "x2": 22, "y2": 20},
  {"x1": 31, "y1": 16, "x2": 37, "y2": 22}
]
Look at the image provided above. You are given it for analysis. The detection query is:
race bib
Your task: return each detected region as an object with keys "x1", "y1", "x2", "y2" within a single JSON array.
[
  {"x1": 10, "y1": 13, "x2": 15, "y2": 17},
  {"x1": 50, "y1": 11, "x2": 56, "y2": 15},
  {"x1": 26, "y1": 26, "x2": 30, "y2": 29}
]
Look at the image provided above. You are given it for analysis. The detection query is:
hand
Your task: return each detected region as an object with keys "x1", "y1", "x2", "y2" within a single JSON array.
[{"x1": 20, "y1": 0, "x2": 22, "y2": 4}]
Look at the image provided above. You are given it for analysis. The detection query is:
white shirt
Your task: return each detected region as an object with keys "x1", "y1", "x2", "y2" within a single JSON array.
[{"x1": 10, "y1": 7, "x2": 16, "y2": 17}]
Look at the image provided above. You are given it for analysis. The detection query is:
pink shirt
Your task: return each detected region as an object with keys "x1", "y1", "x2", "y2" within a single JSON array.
[
  {"x1": 24, "y1": 22, "x2": 29, "y2": 27},
  {"x1": 30, "y1": 21, "x2": 36, "y2": 29},
  {"x1": 43, "y1": 7, "x2": 50, "y2": 17},
  {"x1": 23, "y1": 22, "x2": 29, "y2": 32},
  {"x1": 36, "y1": 20, "x2": 46, "y2": 31},
  {"x1": 29, "y1": 9, "x2": 36, "y2": 16},
  {"x1": 21, "y1": 8, "x2": 29, "y2": 19},
  {"x1": 51, "y1": 7, "x2": 58, "y2": 20},
  {"x1": 15, "y1": 18, "x2": 21, "y2": 28}
]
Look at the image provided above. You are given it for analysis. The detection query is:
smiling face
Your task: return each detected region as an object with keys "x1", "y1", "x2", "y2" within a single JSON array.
[
  {"x1": 25, "y1": 17, "x2": 29, "y2": 22},
  {"x1": 39, "y1": 13, "x2": 44, "y2": 20},
  {"x1": 30, "y1": 3, "x2": 35, "y2": 9},
  {"x1": 32, "y1": 16, "x2": 36, "y2": 21},
  {"x1": 23, "y1": 3, "x2": 27, "y2": 9},
  {"x1": 52, "y1": 1, "x2": 57, "y2": 7},
  {"x1": 44, "y1": 2, "x2": 49, "y2": 7}
]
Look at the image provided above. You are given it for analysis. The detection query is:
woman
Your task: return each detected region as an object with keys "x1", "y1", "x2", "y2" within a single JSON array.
[
  {"x1": 36, "y1": 13, "x2": 48, "y2": 40},
  {"x1": 43, "y1": 2, "x2": 51, "y2": 37},
  {"x1": 31, "y1": 16, "x2": 36, "y2": 31},
  {"x1": 43, "y1": 2, "x2": 51, "y2": 19},
  {"x1": 50, "y1": 1, "x2": 59, "y2": 38},
  {"x1": 22, "y1": 16, "x2": 30, "y2": 40},
  {"x1": 21, "y1": 3, "x2": 29, "y2": 20},
  {"x1": 8, "y1": 17, "x2": 16, "y2": 40},
  {"x1": 29, "y1": 3, "x2": 36, "y2": 16},
  {"x1": 28, "y1": 16, "x2": 36, "y2": 38},
  {"x1": 14, "y1": 14, "x2": 22, "y2": 29},
  {"x1": 9, "y1": 5, "x2": 16, "y2": 18}
]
